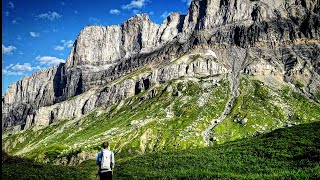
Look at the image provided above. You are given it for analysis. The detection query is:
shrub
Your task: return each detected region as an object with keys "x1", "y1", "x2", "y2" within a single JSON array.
[{"x1": 295, "y1": 80, "x2": 305, "y2": 88}]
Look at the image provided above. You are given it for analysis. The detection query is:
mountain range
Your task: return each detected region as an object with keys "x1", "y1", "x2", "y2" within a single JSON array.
[{"x1": 2, "y1": 0, "x2": 320, "y2": 165}]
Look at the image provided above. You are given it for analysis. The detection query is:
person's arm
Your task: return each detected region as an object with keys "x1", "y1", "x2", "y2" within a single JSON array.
[
  {"x1": 96, "y1": 152, "x2": 101, "y2": 165},
  {"x1": 112, "y1": 152, "x2": 115, "y2": 169}
]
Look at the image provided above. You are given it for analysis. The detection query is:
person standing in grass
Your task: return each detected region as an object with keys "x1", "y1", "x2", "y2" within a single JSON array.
[{"x1": 96, "y1": 141, "x2": 115, "y2": 180}]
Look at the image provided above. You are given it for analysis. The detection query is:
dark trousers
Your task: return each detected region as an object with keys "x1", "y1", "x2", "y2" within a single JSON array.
[{"x1": 100, "y1": 171, "x2": 112, "y2": 180}]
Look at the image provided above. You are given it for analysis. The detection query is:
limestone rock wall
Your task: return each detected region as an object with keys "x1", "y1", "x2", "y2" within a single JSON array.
[
  {"x1": 29, "y1": 53, "x2": 228, "y2": 130},
  {"x1": 2, "y1": 0, "x2": 320, "y2": 133}
]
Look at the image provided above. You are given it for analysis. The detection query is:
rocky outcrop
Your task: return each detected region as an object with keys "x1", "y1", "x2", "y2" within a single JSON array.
[
  {"x1": 2, "y1": 66, "x2": 60, "y2": 132},
  {"x1": 29, "y1": 51, "x2": 228, "y2": 130},
  {"x1": 2, "y1": 0, "x2": 320, "y2": 133},
  {"x1": 65, "y1": 13, "x2": 187, "y2": 68}
]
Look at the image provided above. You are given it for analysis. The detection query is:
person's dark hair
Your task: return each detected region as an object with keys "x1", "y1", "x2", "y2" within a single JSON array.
[{"x1": 102, "y1": 141, "x2": 109, "y2": 149}]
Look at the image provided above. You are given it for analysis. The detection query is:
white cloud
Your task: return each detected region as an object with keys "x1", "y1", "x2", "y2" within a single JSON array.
[
  {"x1": 122, "y1": 0, "x2": 149, "y2": 10},
  {"x1": 37, "y1": 11, "x2": 62, "y2": 21},
  {"x1": 2, "y1": 44, "x2": 17, "y2": 54},
  {"x1": 161, "y1": 11, "x2": 169, "y2": 19},
  {"x1": 36, "y1": 56, "x2": 65, "y2": 66},
  {"x1": 54, "y1": 39, "x2": 73, "y2": 51},
  {"x1": 54, "y1": 40, "x2": 73, "y2": 51},
  {"x1": 2, "y1": 69, "x2": 24, "y2": 75},
  {"x1": 182, "y1": 0, "x2": 192, "y2": 5},
  {"x1": 5, "y1": 64, "x2": 14, "y2": 69},
  {"x1": 54, "y1": 46, "x2": 64, "y2": 51},
  {"x1": 63, "y1": 40, "x2": 73, "y2": 48},
  {"x1": 30, "y1": 32, "x2": 40, "y2": 37},
  {"x1": 8, "y1": 1, "x2": 14, "y2": 9},
  {"x1": 110, "y1": 9, "x2": 121, "y2": 15},
  {"x1": 3, "y1": 63, "x2": 41, "y2": 76},
  {"x1": 11, "y1": 63, "x2": 33, "y2": 71}
]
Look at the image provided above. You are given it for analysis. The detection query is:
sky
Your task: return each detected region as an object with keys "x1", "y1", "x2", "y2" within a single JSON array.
[{"x1": 2, "y1": 0, "x2": 192, "y2": 95}]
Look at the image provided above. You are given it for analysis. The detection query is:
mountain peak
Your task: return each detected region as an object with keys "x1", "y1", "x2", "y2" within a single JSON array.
[
  {"x1": 2, "y1": 0, "x2": 320, "y2": 144},
  {"x1": 125, "y1": 13, "x2": 151, "y2": 24}
]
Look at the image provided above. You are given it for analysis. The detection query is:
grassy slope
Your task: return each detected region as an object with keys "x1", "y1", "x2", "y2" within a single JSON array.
[
  {"x1": 213, "y1": 77, "x2": 320, "y2": 144},
  {"x1": 2, "y1": 75, "x2": 320, "y2": 163},
  {"x1": 114, "y1": 121, "x2": 320, "y2": 179},
  {"x1": 3, "y1": 122, "x2": 319, "y2": 179},
  {"x1": 3, "y1": 76, "x2": 230, "y2": 161},
  {"x1": 2, "y1": 151, "x2": 97, "y2": 180}
]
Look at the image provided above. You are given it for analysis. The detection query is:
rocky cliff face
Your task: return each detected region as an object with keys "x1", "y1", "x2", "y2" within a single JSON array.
[
  {"x1": 65, "y1": 13, "x2": 187, "y2": 68},
  {"x1": 2, "y1": 0, "x2": 320, "y2": 133}
]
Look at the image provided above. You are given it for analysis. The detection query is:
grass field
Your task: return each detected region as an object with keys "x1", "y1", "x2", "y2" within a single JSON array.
[
  {"x1": 2, "y1": 151, "x2": 96, "y2": 180},
  {"x1": 3, "y1": 121, "x2": 320, "y2": 179},
  {"x1": 113, "y1": 121, "x2": 320, "y2": 179}
]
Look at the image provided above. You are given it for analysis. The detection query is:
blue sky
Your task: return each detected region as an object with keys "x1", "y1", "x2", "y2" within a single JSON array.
[{"x1": 2, "y1": 0, "x2": 192, "y2": 95}]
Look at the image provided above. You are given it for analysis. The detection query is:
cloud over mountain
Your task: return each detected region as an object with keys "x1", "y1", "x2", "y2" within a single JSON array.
[{"x1": 36, "y1": 56, "x2": 65, "y2": 66}]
